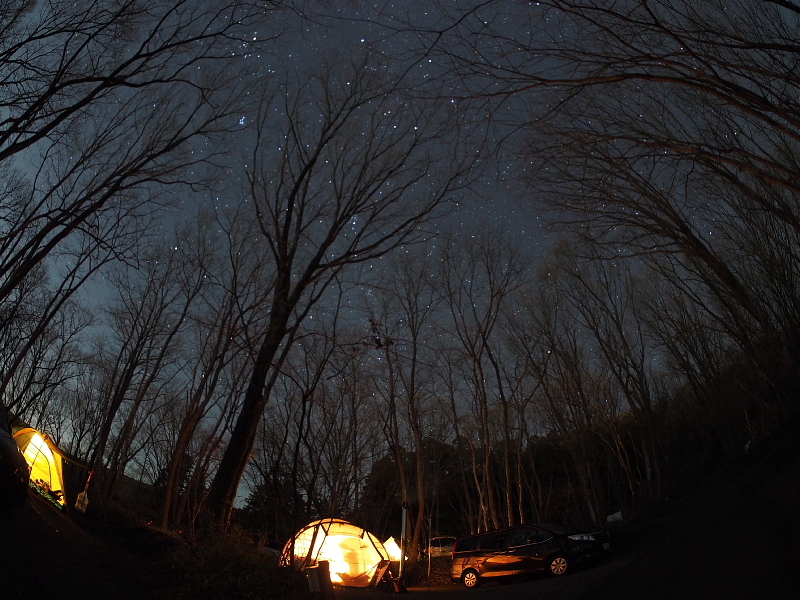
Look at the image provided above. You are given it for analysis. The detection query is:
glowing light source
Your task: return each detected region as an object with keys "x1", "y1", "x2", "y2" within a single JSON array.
[
  {"x1": 383, "y1": 537, "x2": 406, "y2": 561},
  {"x1": 14, "y1": 428, "x2": 66, "y2": 505},
  {"x1": 282, "y1": 519, "x2": 389, "y2": 587}
]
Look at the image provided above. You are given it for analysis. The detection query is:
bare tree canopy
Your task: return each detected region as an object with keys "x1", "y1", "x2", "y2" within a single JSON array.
[
  {"x1": 205, "y1": 57, "x2": 476, "y2": 527},
  {"x1": 0, "y1": 0, "x2": 275, "y2": 304}
]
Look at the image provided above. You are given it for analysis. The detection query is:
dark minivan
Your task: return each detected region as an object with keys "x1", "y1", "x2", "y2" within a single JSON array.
[{"x1": 451, "y1": 524, "x2": 609, "y2": 587}]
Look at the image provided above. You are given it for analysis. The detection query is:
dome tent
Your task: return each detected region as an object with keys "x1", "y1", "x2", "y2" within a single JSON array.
[
  {"x1": 282, "y1": 518, "x2": 389, "y2": 587},
  {"x1": 13, "y1": 427, "x2": 67, "y2": 506}
]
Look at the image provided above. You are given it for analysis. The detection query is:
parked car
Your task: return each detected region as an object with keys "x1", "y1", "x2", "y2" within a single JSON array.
[
  {"x1": 0, "y1": 402, "x2": 29, "y2": 507},
  {"x1": 428, "y1": 536, "x2": 456, "y2": 557},
  {"x1": 450, "y1": 524, "x2": 609, "y2": 588}
]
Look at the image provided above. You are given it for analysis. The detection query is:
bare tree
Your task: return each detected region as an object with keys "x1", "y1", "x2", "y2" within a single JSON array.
[
  {"x1": 518, "y1": 281, "x2": 606, "y2": 524},
  {"x1": 160, "y1": 206, "x2": 271, "y2": 530},
  {"x1": 1, "y1": 292, "x2": 91, "y2": 426},
  {"x1": 205, "y1": 57, "x2": 473, "y2": 527},
  {"x1": 364, "y1": 249, "x2": 442, "y2": 561},
  {"x1": 89, "y1": 232, "x2": 205, "y2": 499},
  {"x1": 428, "y1": 0, "x2": 800, "y2": 447},
  {"x1": 552, "y1": 248, "x2": 664, "y2": 501},
  {"x1": 438, "y1": 229, "x2": 530, "y2": 530},
  {"x1": 450, "y1": 2, "x2": 800, "y2": 348},
  {"x1": 0, "y1": 0, "x2": 278, "y2": 314},
  {"x1": 429, "y1": 340, "x2": 480, "y2": 532}
]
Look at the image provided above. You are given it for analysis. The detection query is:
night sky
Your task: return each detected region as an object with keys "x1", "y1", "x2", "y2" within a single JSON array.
[
  {"x1": 73, "y1": 1, "x2": 547, "y2": 326},
  {"x1": 185, "y1": 1, "x2": 549, "y2": 255}
]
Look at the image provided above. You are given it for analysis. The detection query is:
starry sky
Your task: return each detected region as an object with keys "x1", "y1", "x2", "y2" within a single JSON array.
[
  {"x1": 73, "y1": 0, "x2": 556, "y2": 324},
  {"x1": 200, "y1": 0, "x2": 550, "y2": 253}
]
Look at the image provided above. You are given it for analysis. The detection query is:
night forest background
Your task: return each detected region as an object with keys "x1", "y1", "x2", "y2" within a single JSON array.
[{"x1": 3, "y1": 0, "x2": 800, "y2": 565}]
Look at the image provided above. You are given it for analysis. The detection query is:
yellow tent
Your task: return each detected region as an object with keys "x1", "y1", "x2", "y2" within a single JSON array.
[
  {"x1": 13, "y1": 428, "x2": 66, "y2": 506},
  {"x1": 282, "y1": 518, "x2": 389, "y2": 587}
]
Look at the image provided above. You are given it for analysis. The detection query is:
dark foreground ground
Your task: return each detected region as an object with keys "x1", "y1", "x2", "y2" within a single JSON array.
[
  {"x1": 0, "y1": 493, "x2": 166, "y2": 599},
  {"x1": 2, "y1": 452, "x2": 800, "y2": 600}
]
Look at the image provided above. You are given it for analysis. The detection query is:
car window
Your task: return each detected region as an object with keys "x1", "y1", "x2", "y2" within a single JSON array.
[
  {"x1": 532, "y1": 528, "x2": 553, "y2": 543},
  {"x1": 507, "y1": 527, "x2": 552, "y2": 546},
  {"x1": 455, "y1": 536, "x2": 478, "y2": 552},
  {"x1": 479, "y1": 531, "x2": 507, "y2": 550},
  {"x1": 507, "y1": 528, "x2": 536, "y2": 547}
]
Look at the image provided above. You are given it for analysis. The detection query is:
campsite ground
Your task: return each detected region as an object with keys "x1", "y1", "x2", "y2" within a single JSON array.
[
  {"x1": 1, "y1": 451, "x2": 800, "y2": 600},
  {"x1": 0, "y1": 492, "x2": 168, "y2": 600}
]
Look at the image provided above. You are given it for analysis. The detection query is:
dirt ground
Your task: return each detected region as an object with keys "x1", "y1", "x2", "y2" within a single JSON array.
[{"x1": 2, "y1": 452, "x2": 799, "y2": 600}]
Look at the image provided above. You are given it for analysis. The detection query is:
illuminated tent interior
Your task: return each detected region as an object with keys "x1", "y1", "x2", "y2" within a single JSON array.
[
  {"x1": 282, "y1": 518, "x2": 389, "y2": 587},
  {"x1": 383, "y1": 537, "x2": 404, "y2": 561},
  {"x1": 13, "y1": 427, "x2": 66, "y2": 506}
]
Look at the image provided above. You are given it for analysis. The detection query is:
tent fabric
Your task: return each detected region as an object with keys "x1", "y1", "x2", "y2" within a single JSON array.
[
  {"x1": 383, "y1": 537, "x2": 404, "y2": 561},
  {"x1": 282, "y1": 518, "x2": 389, "y2": 587},
  {"x1": 13, "y1": 428, "x2": 66, "y2": 505}
]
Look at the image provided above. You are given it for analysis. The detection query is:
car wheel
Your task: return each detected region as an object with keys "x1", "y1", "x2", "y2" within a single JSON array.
[
  {"x1": 548, "y1": 554, "x2": 570, "y2": 576},
  {"x1": 461, "y1": 569, "x2": 480, "y2": 588}
]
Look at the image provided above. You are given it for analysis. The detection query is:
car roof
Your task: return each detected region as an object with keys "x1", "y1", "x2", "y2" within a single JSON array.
[{"x1": 455, "y1": 523, "x2": 583, "y2": 541}]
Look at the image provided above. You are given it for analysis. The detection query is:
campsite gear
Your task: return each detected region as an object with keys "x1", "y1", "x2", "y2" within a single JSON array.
[
  {"x1": 13, "y1": 428, "x2": 67, "y2": 506},
  {"x1": 75, "y1": 469, "x2": 94, "y2": 512},
  {"x1": 282, "y1": 518, "x2": 390, "y2": 587},
  {"x1": 305, "y1": 560, "x2": 336, "y2": 599}
]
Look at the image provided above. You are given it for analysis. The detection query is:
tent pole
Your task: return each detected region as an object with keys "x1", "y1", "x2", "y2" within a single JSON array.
[
  {"x1": 399, "y1": 501, "x2": 408, "y2": 584},
  {"x1": 427, "y1": 517, "x2": 432, "y2": 589}
]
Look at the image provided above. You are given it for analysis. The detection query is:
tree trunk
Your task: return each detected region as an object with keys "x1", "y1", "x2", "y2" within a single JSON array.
[{"x1": 206, "y1": 311, "x2": 288, "y2": 527}]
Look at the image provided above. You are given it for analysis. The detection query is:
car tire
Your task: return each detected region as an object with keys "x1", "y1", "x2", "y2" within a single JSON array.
[
  {"x1": 461, "y1": 569, "x2": 480, "y2": 588},
  {"x1": 548, "y1": 554, "x2": 570, "y2": 576}
]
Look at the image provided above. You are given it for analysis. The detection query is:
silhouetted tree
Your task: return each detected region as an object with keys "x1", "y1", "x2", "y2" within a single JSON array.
[{"x1": 206, "y1": 58, "x2": 473, "y2": 527}]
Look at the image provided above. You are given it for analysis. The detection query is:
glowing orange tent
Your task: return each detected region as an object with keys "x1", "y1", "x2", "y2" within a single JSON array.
[
  {"x1": 282, "y1": 518, "x2": 389, "y2": 587},
  {"x1": 13, "y1": 428, "x2": 66, "y2": 506}
]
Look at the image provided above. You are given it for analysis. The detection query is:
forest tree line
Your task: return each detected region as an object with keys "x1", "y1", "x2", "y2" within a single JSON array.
[{"x1": 2, "y1": 0, "x2": 800, "y2": 563}]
